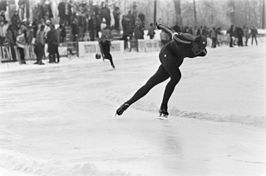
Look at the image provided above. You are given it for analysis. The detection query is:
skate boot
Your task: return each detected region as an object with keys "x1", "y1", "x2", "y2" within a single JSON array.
[
  {"x1": 158, "y1": 105, "x2": 169, "y2": 119},
  {"x1": 116, "y1": 103, "x2": 130, "y2": 116}
]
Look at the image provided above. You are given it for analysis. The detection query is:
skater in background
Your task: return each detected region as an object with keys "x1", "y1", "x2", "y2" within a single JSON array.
[
  {"x1": 99, "y1": 23, "x2": 115, "y2": 69},
  {"x1": 116, "y1": 23, "x2": 207, "y2": 118}
]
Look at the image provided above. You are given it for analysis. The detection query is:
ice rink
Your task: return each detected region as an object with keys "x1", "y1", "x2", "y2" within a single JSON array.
[{"x1": 0, "y1": 41, "x2": 266, "y2": 176}]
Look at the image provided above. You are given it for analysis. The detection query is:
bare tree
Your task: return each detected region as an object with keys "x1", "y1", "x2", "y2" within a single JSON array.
[
  {"x1": 193, "y1": 0, "x2": 197, "y2": 26},
  {"x1": 173, "y1": 0, "x2": 182, "y2": 25},
  {"x1": 263, "y1": 0, "x2": 265, "y2": 28}
]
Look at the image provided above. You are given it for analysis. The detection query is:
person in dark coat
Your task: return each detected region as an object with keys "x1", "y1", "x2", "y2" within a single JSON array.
[
  {"x1": 59, "y1": 24, "x2": 66, "y2": 43},
  {"x1": 210, "y1": 27, "x2": 217, "y2": 48},
  {"x1": 46, "y1": 24, "x2": 60, "y2": 63},
  {"x1": 88, "y1": 14, "x2": 95, "y2": 41},
  {"x1": 113, "y1": 6, "x2": 120, "y2": 31},
  {"x1": 227, "y1": 25, "x2": 235, "y2": 47},
  {"x1": 250, "y1": 26, "x2": 258, "y2": 45},
  {"x1": 71, "y1": 17, "x2": 79, "y2": 42},
  {"x1": 5, "y1": 25, "x2": 17, "y2": 61},
  {"x1": 116, "y1": 23, "x2": 207, "y2": 118},
  {"x1": 236, "y1": 26, "x2": 244, "y2": 46},
  {"x1": 100, "y1": 2, "x2": 111, "y2": 28},
  {"x1": 172, "y1": 23, "x2": 181, "y2": 33},
  {"x1": 134, "y1": 18, "x2": 144, "y2": 40},
  {"x1": 11, "y1": 11, "x2": 20, "y2": 30},
  {"x1": 147, "y1": 23, "x2": 155, "y2": 39},
  {"x1": 16, "y1": 29, "x2": 27, "y2": 64},
  {"x1": 34, "y1": 25, "x2": 45, "y2": 65},
  {"x1": 58, "y1": 0, "x2": 66, "y2": 25}
]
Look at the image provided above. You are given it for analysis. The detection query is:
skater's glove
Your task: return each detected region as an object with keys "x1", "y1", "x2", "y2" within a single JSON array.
[{"x1": 172, "y1": 32, "x2": 179, "y2": 40}]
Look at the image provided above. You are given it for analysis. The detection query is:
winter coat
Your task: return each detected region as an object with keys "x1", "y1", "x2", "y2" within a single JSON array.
[
  {"x1": 58, "y1": 2, "x2": 65, "y2": 18},
  {"x1": 16, "y1": 33, "x2": 26, "y2": 48},
  {"x1": 5, "y1": 28, "x2": 16, "y2": 45},
  {"x1": 35, "y1": 30, "x2": 45, "y2": 45},
  {"x1": 47, "y1": 29, "x2": 59, "y2": 46}
]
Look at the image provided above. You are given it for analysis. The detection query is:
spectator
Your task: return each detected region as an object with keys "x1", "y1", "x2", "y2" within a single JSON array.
[
  {"x1": 88, "y1": 14, "x2": 95, "y2": 41},
  {"x1": 16, "y1": 29, "x2": 27, "y2": 64},
  {"x1": 77, "y1": 13, "x2": 87, "y2": 41},
  {"x1": 100, "y1": 2, "x2": 111, "y2": 28},
  {"x1": 11, "y1": 10, "x2": 20, "y2": 30},
  {"x1": 210, "y1": 27, "x2": 217, "y2": 48},
  {"x1": 122, "y1": 15, "x2": 131, "y2": 49},
  {"x1": 0, "y1": 0, "x2": 7, "y2": 12},
  {"x1": 34, "y1": 25, "x2": 45, "y2": 65},
  {"x1": 202, "y1": 26, "x2": 208, "y2": 37},
  {"x1": 113, "y1": 6, "x2": 120, "y2": 31},
  {"x1": 94, "y1": 13, "x2": 101, "y2": 39},
  {"x1": 250, "y1": 26, "x2": 258, "y2": 46},
  {"x1": 0, "y1": 17, "x2": 8, "y2": 45},
  {"x1": 71, "y1": 17, "x2": 79, "y2": 42},
  {"x1": 172, "y1": 22, "x2": 181, "y2": 33},
  {"x1": 227, "y1": 25, "x2": 235, "y2": 47},
  {"x1": 236, "y1": 26, "x2": 244, "y2": 46},
  {"x1": 5, "y1": 25, "x2": 17, "y2": 61},
  {"x1": 65, "y1": 0, "x2": 72, "y2": 26},
  {"x1": 196, "y1": 26, "x2": 202, "y2": 35},
  {"x1": 138, "y1": 12, "x2": 145, "y2": 29},
  {"x1": 46, "y1": 24, "x2": 60, "y2": 63},
  {"x1": 147, "y1": 23, "x2": 155, "y2": 39},
  {"x1": 126, "y1": 10, "x2": 134, "y2": 34},
  {"x1": 243, "y1": 25, "x2": 250, "y2": 46},
  {"x1": 32, "y1": 18, "x2": 39, "y2": 38},
  {"x1": 134, "y1": 18, "x2": 144, "y2": 40},
  {"x1": 58, "y1": 0, "x2": 66, "y2": 25},
  {"x1": 41, "y1": 0, "x2": 53, "y2": 20},
  {"x1": 59, "y1": 24, "x2": 66, "y2": 43}
]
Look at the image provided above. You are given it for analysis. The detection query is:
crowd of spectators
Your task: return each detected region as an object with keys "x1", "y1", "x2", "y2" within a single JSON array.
[
  {"x1": 161, "y1": 23, "x2": 259, "y2": 48},
  {"x1": 0, "y1": 0, "x2": 261, "y2": 65},
  {"x1": 0, "y1": 0, "x2": 149, "y2": 64}
]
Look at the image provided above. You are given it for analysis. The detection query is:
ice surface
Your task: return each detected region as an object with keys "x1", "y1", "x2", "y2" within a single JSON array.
[{"x1": 0, "y1": 40, "x2": 266, "y2": 176}]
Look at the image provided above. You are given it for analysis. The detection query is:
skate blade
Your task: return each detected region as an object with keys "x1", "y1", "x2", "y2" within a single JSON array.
[{"x1": 156, "y1": 115, "x2": 168, "y2": 120}]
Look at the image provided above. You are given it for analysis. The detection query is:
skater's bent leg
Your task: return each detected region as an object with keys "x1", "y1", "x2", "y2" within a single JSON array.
[
  {"x1": 106, "y1": 53, "x2": 115, "y2": 68},
  {"x1": 161, "y1": 68, "x2": 181, "y2": 109},
  {"x1": 125, "y1": 65, "x2": 169, "y2": 105}
]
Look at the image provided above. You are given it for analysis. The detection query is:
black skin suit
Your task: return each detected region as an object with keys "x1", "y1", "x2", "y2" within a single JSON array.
[{"x1": 116, "y1": 24, "x2": 207, "y2": 116}]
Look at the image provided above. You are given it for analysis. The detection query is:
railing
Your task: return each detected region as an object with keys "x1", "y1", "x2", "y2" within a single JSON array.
[{"x1": 0, "y1": 42, "x2": 79, "y2": 63}]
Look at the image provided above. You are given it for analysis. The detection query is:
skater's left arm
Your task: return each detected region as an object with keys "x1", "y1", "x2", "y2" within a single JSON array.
[{"x1": 157, "y1": 23, "x2": 191, "y2": 45}]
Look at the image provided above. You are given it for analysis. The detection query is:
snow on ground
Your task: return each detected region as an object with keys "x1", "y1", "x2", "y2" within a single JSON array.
[{"x1": 0, "y1": 39, "x2": 266, "y2": 176}]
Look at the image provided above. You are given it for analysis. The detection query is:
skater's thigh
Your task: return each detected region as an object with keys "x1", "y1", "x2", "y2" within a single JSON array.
[
  {"x1": 164, "y1": 62, "x2": 181, "y2": 80},
  {"x1": 146, "y1": 65, "x2": 169, "y2": 86},
  {"x1": 159, "y1": 52, "x2": 181, "y2": 80}
]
